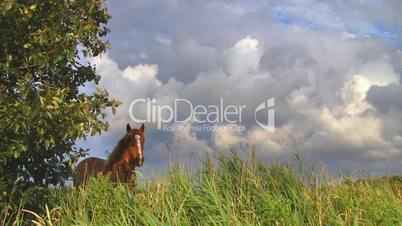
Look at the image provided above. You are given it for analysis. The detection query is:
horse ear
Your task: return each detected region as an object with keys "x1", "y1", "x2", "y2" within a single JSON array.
[
  {"x1": 126, "y1": 123, "x2": 131, "y2": 132},
  {"x1": 140, "y1": 123, "x2": 145, "y2": 133}
]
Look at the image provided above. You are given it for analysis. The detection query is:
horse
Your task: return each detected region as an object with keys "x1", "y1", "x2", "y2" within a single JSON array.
[{"x1": 74, "y1": 123, "x2": 145, "y2": 185}]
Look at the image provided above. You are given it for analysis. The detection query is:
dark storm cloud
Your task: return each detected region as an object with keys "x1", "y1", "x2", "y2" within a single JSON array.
[{"x1": 366, "y1": 84, "x2": 402, "y2": 113}]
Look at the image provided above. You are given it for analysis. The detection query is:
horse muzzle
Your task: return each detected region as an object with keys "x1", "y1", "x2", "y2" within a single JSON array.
[{"x1": 137, "y1": 158, "x2": 144, "y2": 167}]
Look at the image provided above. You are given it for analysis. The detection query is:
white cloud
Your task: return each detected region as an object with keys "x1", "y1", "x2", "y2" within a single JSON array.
[
  {"x1": 224, "y1": 36, "x2": 262, "y2": 77},
  {"x1": 172, "y1": 122, "x2": 213, "y2": 155},
  {"x1": 246, "y1": 125, "x2": 304, "y2": 156},
  {"x1": 284, "y1": 65, "x2": 402, "y2": 163},
  {"x1": 212, "y1": 124, "x2": 246, "y2": 149},
  {"x1": 318, "y1": 107, "x2": 384, "y2": 147},
  {"x1": 122, "y1": 64, "x2": 160, "y2": 82}
]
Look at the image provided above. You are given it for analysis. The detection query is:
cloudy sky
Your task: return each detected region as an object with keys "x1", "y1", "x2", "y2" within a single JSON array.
[{"x1": 80, "y1": 0, "x2": 402, "y2": 177}]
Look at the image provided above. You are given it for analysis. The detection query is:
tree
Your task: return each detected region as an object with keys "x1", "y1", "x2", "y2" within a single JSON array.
[{"x1": 0, "y1": 0, "x2": 119, "y2": 198}]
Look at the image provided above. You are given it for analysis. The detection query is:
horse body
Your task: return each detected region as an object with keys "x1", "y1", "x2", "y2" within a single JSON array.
[
  {"x1": 74, "y1": 123, "x2": 145, "y2": 186},
  {"x1": 74, "y1": 157, "x2": 105, "y2": 185}
]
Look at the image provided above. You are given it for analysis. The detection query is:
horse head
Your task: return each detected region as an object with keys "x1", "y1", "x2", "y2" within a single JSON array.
[{"x1": 125, "y1": 123, "x2": 145, "y2": 167}]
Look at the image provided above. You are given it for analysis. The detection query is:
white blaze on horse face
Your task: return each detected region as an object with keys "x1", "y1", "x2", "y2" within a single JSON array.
[{"x1": 135, "y1": 134, "x2": 143, "y2": 161}]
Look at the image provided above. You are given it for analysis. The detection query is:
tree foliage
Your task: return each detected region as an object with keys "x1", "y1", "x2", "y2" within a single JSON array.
[{"x1": 0, "y1": 0, "x2": 119, "y2": 198}]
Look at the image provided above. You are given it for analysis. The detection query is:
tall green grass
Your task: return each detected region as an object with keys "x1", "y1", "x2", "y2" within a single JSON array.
[{"x1": 4, "y1": 151, "x2": 402, "y2": 225}]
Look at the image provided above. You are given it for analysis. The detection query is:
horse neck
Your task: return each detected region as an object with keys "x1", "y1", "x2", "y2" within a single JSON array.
[{"x1": 103, "y1": 138, "x2": 128, "y2": 171}]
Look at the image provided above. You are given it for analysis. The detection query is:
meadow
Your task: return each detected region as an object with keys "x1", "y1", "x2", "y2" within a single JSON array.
[{"x1": 2, "y1": 151, "x2": 402, "y2": 226}]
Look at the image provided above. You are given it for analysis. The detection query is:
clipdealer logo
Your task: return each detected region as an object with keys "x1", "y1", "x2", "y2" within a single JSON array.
[
  {"x1": 254, "y1": 98, "x2": 275, "y2": 132},
  {"x1": 129, "y1": 98, "x2": 275, "y2": 132}
]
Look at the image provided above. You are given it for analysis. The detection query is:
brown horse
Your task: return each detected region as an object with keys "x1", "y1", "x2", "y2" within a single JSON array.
[{"x1": 74, "y1": 123, "x2": 145, "y2": 185}]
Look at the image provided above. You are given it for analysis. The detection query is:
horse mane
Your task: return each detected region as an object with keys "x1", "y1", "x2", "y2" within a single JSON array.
[{"x1": 103, "y1": 135, "x2": 129, "y2": 171}]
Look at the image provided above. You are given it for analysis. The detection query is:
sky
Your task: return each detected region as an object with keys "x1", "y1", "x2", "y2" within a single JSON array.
[{"x1": 79, "y1": 0, "x2": 402, "y2": 177}]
